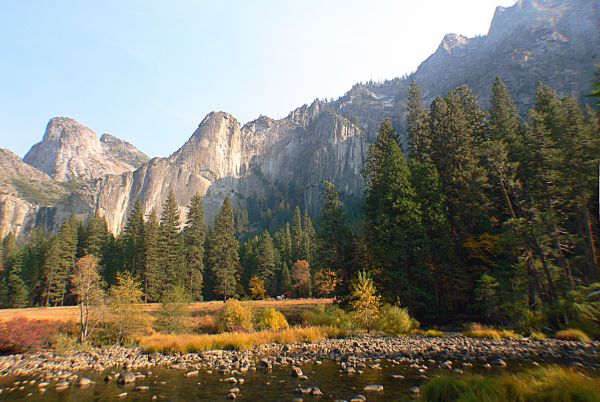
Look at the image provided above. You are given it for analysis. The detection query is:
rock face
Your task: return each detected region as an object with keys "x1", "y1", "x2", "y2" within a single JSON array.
[
  {"x1": 100, "y1": 134, "x2": 149, "y2": 169},
  {"x1": 0, "y1": 149, "x2": 67, "y2": 238},
  {"x1": 52, "y1": 106, "x2": 366, "y2": 233},
  {"x1": 23, "y1": 117, "x2": 147, "y2": 182},
  {"x1": 3, "y1": 0, "x2": 600, "y2": 237}
]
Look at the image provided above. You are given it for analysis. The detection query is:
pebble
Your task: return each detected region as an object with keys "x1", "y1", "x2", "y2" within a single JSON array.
[{"x1": 363, "y1": 384, "x2": 384, "y2": 392}]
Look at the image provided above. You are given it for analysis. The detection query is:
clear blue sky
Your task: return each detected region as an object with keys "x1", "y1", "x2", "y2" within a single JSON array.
[{"x1": 0, "y1": 0, "x2": 515, "y2": 158}]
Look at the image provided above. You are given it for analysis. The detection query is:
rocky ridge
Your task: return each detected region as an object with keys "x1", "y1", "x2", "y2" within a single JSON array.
[{"x1": 3, "y1": 0, "x2": 600, "y2": 237}]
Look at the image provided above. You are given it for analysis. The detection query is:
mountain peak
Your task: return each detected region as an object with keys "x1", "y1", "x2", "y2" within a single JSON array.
[{"x1": 23, "y1": 117, "x2": 138, "y2": 182}]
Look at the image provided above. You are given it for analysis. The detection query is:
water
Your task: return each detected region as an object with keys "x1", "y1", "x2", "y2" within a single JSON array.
[{"x1": 0, "y1": 359, "x2": 595, "y2": 401}]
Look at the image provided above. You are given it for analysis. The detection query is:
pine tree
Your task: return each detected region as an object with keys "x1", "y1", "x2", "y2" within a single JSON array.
[
  {"x1": 158, "y1": 191, "x2": 185, "y2": 293},
  {"x1": 317, "y1": 181, "x2": 353, "y2": 291},
  {"x1": 291, "y1": 206, "x2": 303, "y2": 261},
  {"x1": 429, "y1": 89, "x2": 489, "y2": 238},
  {"x1": 274, "y1": 223, "x2": 292, "y2": 265},
  {"x1": 7, "y1": 254, "x2": 29, "y2": 307},
  {"x1": 278, "y1": 261, "x2": 292, "y2": 295},
  {"x1": 363, "y1": 118, "x2": 430, "y2": 312},
  {"x1": 256, "y1": 231, "x2": 276, "y2": 294},
  {"x1": 183, "y1": 194, "x2": 207, "y2": 300},
  {"x1": 122, "y1": 200, "x2": 146, "y2": 279},
  {"x1": 406, "y1": 81, "x2": 431, "y2": 162},
  {"x1": 207, "y1": 197, "x2": 240, "y2": 300},
  {"x1": 301, "y1": 211, "x2": 316, "y2": 265},
  {"x1": 82, "y1": 213, "x2": 109, "y2": 259},
  {"x1": 20, "y1": 228, "x2": 47, "y2": 304},
  {"x1": 144, "y1": 209, "x2": 161, "y2": 302},
  {"x1": 42, "y1": 217, "x2": 79, "y2": 306}
]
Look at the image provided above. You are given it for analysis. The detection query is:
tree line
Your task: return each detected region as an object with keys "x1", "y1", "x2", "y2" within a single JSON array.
[{"x1": 1, "y1": 77, "x2": 599, "y2": 333}]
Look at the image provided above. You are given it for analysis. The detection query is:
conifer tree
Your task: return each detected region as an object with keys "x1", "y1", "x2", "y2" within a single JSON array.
[
  {"x1": 183, "y1": 194, "x2": 207, "y2": 300},
  {"x1": 158, "y1": 191, "x2": 185, "y2": 293},
  {"x1": 82, "y1": 213, "x2": 110, "y2": 259},
  {"x1": 317, "y1": 181, "x2": 353, "y2": 290},
  {"x1": 406, "y1": 81, "x2": 431, "y2": 162},
  {"x1": 429, "y1": 88, "x2": 489, "y2": 238},
  {"x1": 256, "y1": 231, "x2": 276, "y2": 294},
  {"x1": 274, "y1": 223, "x2": 292, "y2": 265},
  {"x1": 291, "y1": 206, "x2": 303, "y2": 261},
  {"x1": 7, "y1": 254, "x2": 29, "y2": 307},
  {"x1": 278, "y1": 261, "x2": 292, "y2": 295},
  {"x1": 301, "y1": 211, "x2": 316, "y2": 265},
  {"x1": 20, "y1": 228, "x2": 47, "y2": 304},
  {"x1": 144, "y1": 209, "x2": 161, "y2": 302},
  {"x1": 363, "y1": 119, "x2": 430, "y2": 311},
  {"x1": 122, "y1": 200, "x2": 145, "y2": 279},
  {"x1": 207, "y1": 197, "x2": 240, "y2": 300}
]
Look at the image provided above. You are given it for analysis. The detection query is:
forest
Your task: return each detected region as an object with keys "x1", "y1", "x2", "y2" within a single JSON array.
[{"x1": 1, "y1": 77, "x2": 599, "y2": 336}]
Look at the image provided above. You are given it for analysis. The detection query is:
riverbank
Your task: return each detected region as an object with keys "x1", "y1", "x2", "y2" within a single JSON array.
[{"x1": 1, "y1": 335, "x2": 599, "y2": 384}]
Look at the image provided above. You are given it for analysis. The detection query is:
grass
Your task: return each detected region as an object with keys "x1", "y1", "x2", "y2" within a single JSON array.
[
  {"x1": 422, "y1": 367, "x2": 600, "y2": 402},
  {"x1": 414, "y1": 329, "x2": 445, "y2": 337},
  {"x1": 138, "y1": 326, "x2": 343, "y2": 353},
  {"x1": 463, "y1": 323, "x2": 522, "y2": 340},
  {"x1": 0, "y1": 298, "x2": 333, "y2": 323},
  {"x1": 554, "y1": 328, "x2": 591, "y2": 342}
]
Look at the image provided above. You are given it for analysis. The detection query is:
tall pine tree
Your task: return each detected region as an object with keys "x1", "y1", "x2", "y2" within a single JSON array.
[
  {"x1": 158, "y1": 191, "x2": 185, "y2": 294},
  {"x1": 207, "y1": 197, "x2": 240, "y2": 300},
  {"x1": 183, "y1": 194, "x2": 207, "y2": 300}
]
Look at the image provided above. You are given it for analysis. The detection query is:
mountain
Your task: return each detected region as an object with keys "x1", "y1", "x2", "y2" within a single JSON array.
[
  {"x1": 0, "y1": 149, "x2": 68, "y2": 238},
  {"x1": 4, "y1": 0, "x2": 600, "y2": 238},
  {"x1": 23, "y1": 117, "x2": 148, "y2": 182}
]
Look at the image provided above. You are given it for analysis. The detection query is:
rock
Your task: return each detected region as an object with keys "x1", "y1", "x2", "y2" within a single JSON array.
[
  {"x1": 363, "y1": 384, "x2": 384, "y2": 392},
  {"x1": 117, "y1": 372, "x2": 136, "y2": 384},
  {"x1": 227, "y1": 392, "x2": 237, "y2": 399},
  {"x1": 117, "y1": 392, "x2": 128, "y2": 398},
  {"x1": 409, "y1": 386, "x2": 420, "y2": 394},
  {"x1": 136, "y1": 386, "x2": 150, "y2": 391},
  {"x1": 186, "y1": 370, "x2": 199, "y2": 377},
  {"x1": 291, "y1": 366, "x2": 303, "y2": 377},
  {"x1": 493, "y1": 359, "x2": 507, "y2": 368},
  {"x1": 224, "y1": 377, "x2": 238, "y2": 383},
  {"x1": 78, "y1": 377, "x2": 92, "y2": 386},
  {"x1": 391, "y1": 374, "x2": 404, "y2": 380}
]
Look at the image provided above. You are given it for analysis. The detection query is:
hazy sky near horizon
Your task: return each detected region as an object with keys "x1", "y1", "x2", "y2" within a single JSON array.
[{"x1": 0, "y1": 0, "x2": 515, "y2": 158}]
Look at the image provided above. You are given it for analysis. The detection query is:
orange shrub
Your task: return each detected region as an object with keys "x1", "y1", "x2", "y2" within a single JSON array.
[{"x1": 0, "y1": 318, "x2": 62, "y2": 353}]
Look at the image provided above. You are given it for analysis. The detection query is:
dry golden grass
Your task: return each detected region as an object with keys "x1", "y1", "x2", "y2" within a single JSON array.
[
  {"x1": 463, "y1": 323, "x2": 522, "y2": 340},
  {"x1": 0, "y1": 298, "x2": 333, "y2": 323},
  {"x1": 138, "y1": 325, "x2": 342, "y2": 353}
]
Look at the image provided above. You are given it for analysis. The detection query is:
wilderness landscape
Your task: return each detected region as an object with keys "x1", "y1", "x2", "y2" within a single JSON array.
[{"x1": 1, "y1": 0, "x2": 600, "y2": 401}]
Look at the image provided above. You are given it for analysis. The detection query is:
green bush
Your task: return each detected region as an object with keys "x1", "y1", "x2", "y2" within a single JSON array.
[
  {"x1": 376, "y1": 304, "x2": 417, "y2": 336},
  {"x1": 554, "y1": 328, "x2": 590, "y2": 342},
  {"x1": 302, "y1": 305, "x2": 355, "y2": 331},
  {"x1": 528, "y1": 331, "x2": 547, "y2": 340},
  {"x1": 254, "y1": 308, "x2": 289, "y2": 331},
  {"x1": 155, "y1": 285, "x2": 192, "y2": 334},
  {"x1": 216, "y1": 299, "x2": 254, "y2": 333}
]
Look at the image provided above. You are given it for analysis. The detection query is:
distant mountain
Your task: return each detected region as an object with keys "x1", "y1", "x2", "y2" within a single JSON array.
[
  {"x1": 3, "y1": 0, "x2": 599, "y2": 238},
  {"x1": 0, "y1": 149, "x2": 68, "y2": 238},
  {"x1": 23, "y1": 117, "x2": 148, "y2": 182}
]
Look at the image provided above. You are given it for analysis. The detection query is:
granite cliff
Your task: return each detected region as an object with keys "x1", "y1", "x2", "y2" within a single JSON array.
[{"x1": 3, "y1": 0, "x2": 599, "y2": 238}]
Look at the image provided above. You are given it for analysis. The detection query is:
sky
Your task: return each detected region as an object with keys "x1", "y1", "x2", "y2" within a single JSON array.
[{"x1": 0, "y1": 0, "x2": 515, "y2": 158}]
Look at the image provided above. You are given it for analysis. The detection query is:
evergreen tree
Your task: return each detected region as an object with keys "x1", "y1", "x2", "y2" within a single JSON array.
[
  {"x1": 301, "y1": 211, "x2": 316, "y2": 265},
  {"x1": 317, "y1": 181, "x2": 353, "y2": 291},
  {"x1": 183, "y1": 194, "x2": 207, "y2": 300},
  {"x1": 43, "y1": 217, "x2": 78, "y2": 307},
  {"x1": 291, "y1": 206, "x2": 303, "y2": 261},
  {"x1": 207, "y1": 197, "x2": 240, "y2": 300},
  {"x1": 256, "y1": 231, "x2": 276, "y2": 294},
  {"x1": 21, "y1": 228, "x2": 47, "y2": 304},
  {"x1": 144, "y1": 209, "x2": 161, "y2": 302},
  {"x1": 82, "y1": 213, "x2": 110, "y2": 259},
  {"x1": 7, "y1": 254, "x2": 29, "y2": 307},
  {"x1": 158, "y1": 191, "x2": 185, "y2": 293},
  {"x1": 122, "y1": 200, "x2": 146, "y2": 279},
  {"x1": 274, "y1": 223, "x2": 292, "y2": 265},
  {"x1": 406, "y1": 81, "x2": 431, "y2": 162},
  {"x1": 429, "y1": 89, "x2": 489, "y2": 238},
  {"x1": 278, "y1": 261, "x2": 292, "y2": 295},
  {"x1": 363, "y1": 118, "x2": 430, "y2": 313}
]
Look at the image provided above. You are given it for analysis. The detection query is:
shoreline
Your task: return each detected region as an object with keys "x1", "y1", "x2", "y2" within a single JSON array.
[{"x1": 2, "y1": 335, "x2": 599, "y2": 381}]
